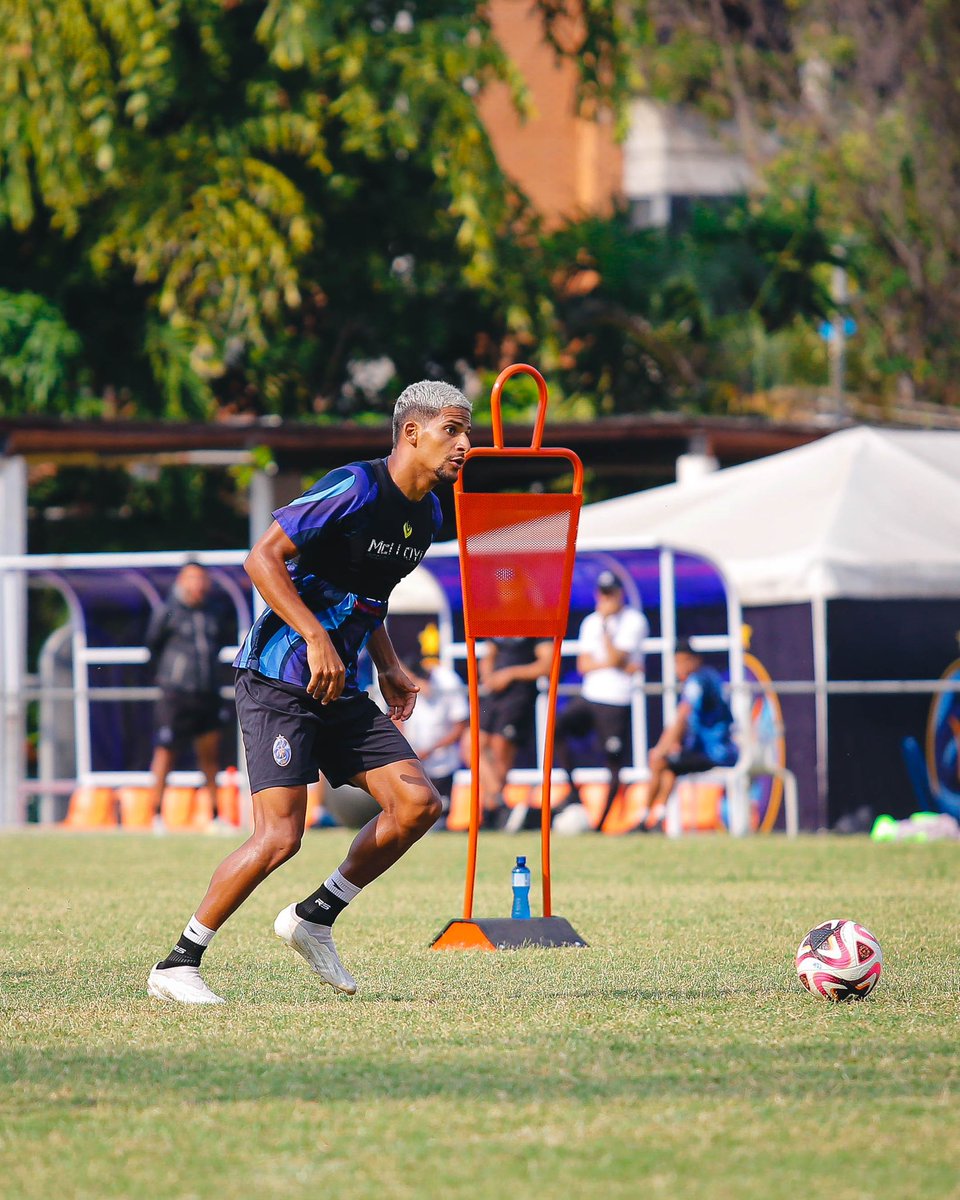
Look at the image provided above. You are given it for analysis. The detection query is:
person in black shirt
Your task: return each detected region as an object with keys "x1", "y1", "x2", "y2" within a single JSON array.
[
  {"x1": 146, "y1": 562, "x2": 233, "y2": 830},
  {"x1": 476, "y1": 637, "x2": 552, "y2": 828}
]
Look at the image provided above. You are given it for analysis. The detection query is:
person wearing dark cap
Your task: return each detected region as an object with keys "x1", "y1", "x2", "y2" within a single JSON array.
[
  {"x1": 641, "y1": 638, "x2": 738, "y2": 831},
  {"x1": 553, "y1": 570, "x2": 649, "y2": 830}
]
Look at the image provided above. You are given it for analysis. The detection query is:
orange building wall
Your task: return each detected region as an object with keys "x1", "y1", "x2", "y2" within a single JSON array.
[{"x1": 477, "y1": 0, "x2": 623, "y2": 226}]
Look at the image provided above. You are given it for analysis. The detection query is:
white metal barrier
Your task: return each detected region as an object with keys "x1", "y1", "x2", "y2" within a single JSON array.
[{"x1": 0, "y1": 550, "x2": 252, "y2": 824}]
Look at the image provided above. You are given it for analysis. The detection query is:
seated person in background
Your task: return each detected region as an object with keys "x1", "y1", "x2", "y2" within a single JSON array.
[
  {"x1": 642, "y1": 637, "x2": 738, "y2": 832},
  {"x1": 553, "y1": 570, "x2": 648, "y2": 830},
  {"x1": 476, "y1": 636, "x2": 553, "y2": 829},
  {"x1": 394, "y1": 655, "x2": 469, "y2": 829}
]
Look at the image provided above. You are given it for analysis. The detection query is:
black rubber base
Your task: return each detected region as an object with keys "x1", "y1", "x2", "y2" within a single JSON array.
[{"x1": 431, "y1": 915, "x2": 588, "y2": 950}]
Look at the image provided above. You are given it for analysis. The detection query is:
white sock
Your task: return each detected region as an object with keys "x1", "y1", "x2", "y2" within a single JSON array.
[
  {"x1": 184, "y1": 914, "x2": 217, "y2": 948},
  {"x1": 325, "y1": 868, "x2": 362, "y2": 903},
  {"x1": 296, "y1": 868, "x2": 362, "y2": 932}
]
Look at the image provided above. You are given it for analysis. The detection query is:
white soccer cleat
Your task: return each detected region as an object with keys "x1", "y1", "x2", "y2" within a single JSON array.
[
  {"x1": 147, "y1": 963, "x2": 225, "y2": 1005},
  {"x1": 273, "y1": 903, "x2": 357, "y2": 995}
]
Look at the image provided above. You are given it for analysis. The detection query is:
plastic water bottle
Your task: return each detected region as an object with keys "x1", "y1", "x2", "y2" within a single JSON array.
[{"x1": 511, "y1": 855, "x2": 531, "y2": 919}]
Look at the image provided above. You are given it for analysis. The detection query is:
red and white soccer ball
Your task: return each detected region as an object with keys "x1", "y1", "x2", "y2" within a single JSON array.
[{"x1": 795, "y1": 919, "x2": 883, "y2": 1001}]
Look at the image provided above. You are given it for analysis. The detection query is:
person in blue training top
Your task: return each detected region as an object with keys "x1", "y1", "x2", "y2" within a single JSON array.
[
  {"x1": 148, "y1": 380, "x2": 472, "y2": 1005},
  {"x1": 640, "y1": 638, "x2": 738, "y2": 832}
]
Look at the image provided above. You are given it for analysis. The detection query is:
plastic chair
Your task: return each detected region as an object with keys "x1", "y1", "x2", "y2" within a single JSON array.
[
  {"x1": 117, "y1": 786, "x2": 155, "y2": 830},
  {"x1": 63, "y1": 787, "x2": 117, "y2": 829},
  {"x1": 160, "y1": 786, "x2": 198, "y2": 830}
]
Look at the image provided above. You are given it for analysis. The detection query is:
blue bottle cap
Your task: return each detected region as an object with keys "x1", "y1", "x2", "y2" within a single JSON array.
[{"x1": 516, "y1": 855, "x2": 526, "y2": 867}]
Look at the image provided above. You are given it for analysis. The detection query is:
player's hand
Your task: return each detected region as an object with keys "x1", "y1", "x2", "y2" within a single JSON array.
[
  {"x1": 486, "y1": 668, "x2": 513, "y2": 693},
  {"x1": 306, "y1": 636, "x2": 345, "y2": 705},
  {"x1": 379, "y1": 664, "x2": 419, "y2": 722}
]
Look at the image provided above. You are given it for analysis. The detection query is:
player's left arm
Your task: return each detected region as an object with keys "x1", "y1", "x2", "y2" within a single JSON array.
[
  {"x1": 600, "y1": 629, "x2": 632, "y2": 671},
  {"x1": 490, "y1": 640, "x2": 554, "y2": 690},
  {"x1": 368, "y1": 625, "x2": 419, "y2": 721}
]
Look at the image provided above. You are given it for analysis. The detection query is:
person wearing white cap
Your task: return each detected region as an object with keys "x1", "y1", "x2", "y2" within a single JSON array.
[{"x1": 553, "y1": 570, "x2": 648, "y2": 830}]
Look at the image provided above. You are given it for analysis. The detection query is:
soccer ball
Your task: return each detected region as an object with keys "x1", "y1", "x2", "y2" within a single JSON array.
[
  {"x1": 552, "y1": 803, "x2": 594, "y2": 835},
  {"x1": 795, "y1": 919, "x2": 883, "y2": 1001}
]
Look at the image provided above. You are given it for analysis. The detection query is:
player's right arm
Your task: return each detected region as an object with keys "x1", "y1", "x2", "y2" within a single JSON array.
[
  {"x1": 243, "y1": 523, "x2": 345, "y2": 704},
  {"x1": 478, "y1": 640, "x2": 497, "y2": 687},
  {"x1": 145, "y1": 604, "x2": 171, "y2": 668}
]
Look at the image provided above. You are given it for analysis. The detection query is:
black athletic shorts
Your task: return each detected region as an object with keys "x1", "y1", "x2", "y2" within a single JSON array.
[
  {"x1": 235, "y1": 669, "x2": 416, "y2": 795},
  {"x1": 556, "y1": 695, "x2": 632, "y2": 762},
  {"x1": 479, "y1": 683, "x2": 537, "y2": 746},
  {"x1": 666, "y1": 750, "x2": 723, "y2": 776},
  {"x1": 154, "y1": 690, "x2": 225, "y2": 749}
]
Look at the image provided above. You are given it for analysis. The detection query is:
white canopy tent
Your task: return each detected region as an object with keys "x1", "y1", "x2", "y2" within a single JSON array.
[
  {"x1": 573, "y1": 427, "x2": 960, "y2": 825},
  {"x1": 574, "y1": 427, "x2": 960, "y2": 604}
]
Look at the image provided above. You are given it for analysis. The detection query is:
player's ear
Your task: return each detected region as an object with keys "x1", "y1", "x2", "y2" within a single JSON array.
[{"x1": 402, "y1": 419, "x2": 419, "y2": 447}]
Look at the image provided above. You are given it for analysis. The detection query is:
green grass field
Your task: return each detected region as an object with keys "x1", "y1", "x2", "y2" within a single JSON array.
[{"x1": 2, "y1": 829, "x2": 959, "y2": 1200}]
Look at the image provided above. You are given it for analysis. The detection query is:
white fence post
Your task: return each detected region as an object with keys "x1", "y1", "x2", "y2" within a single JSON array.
[{"x1": 0, "y1": 456, "x2": 27, "y2": 825}]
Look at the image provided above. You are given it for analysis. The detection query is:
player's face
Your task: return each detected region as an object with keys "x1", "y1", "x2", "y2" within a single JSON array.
[
  {"x1": 177, "y1": 566, "x2": 210, "y2": 607},
  {"x1": 419, "y1": 407, "x2": 472, "y2": 483},
  {"x1": 595, "y1": 589, "x2": 623, "y2": 615},
  {"x1": 675, "y1": 651, "x2": 699, "y2": 681}
]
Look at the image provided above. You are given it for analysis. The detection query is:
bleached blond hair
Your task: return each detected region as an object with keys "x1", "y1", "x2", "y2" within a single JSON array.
[{"x1": 392, "y1": 380, "x2": 471, "y2": 445}]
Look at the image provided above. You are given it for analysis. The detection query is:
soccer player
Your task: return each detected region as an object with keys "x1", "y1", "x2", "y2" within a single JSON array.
[
  {"x1": 641, "y1": 638, "x2": 738, "y2": 831},
  {"x1": 147, "y1": 380, "x2": 472, "y2": 1004}
]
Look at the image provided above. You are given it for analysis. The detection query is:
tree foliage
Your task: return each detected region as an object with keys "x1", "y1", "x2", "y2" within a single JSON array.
[
  {"x1": 0, "y1": 288, "x2": 84, "y2": 413},
  {"x1": 3, "y1": 0, "x2": 952, "y2": 420},
  {"x1": 0, "y1": 0, "x2": 628, "y2": 419},
  {"x1": 634, "y1": 0, "x2": 960, "y2": 406},
  {"x1": 544, "y1": 193, "x2": 836, "y2": 414}
]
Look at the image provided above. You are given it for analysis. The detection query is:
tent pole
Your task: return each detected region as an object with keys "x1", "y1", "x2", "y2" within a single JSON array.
[
  {"x1": 812, "y1": 594, "x2": 829, "y2": 827},
  {"x1": 659, "y1": 549, "x2": 678, "y2": 725}
]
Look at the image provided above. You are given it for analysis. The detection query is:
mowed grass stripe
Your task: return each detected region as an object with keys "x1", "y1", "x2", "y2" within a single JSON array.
[{"x1": 1, "y1": 832, "x2": 958, "y2": 1199}]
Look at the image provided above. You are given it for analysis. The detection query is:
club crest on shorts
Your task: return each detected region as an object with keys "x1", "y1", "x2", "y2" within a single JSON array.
[{"x1": 272, "y1": 734, "x2": 292, "y2": 767}]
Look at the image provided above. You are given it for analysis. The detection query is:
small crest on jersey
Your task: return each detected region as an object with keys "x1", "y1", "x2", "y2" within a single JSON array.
[
  {"x1": 272, "y1": 734, "x2": 292, "y2": 767},
  {"x1": 403, "y1": 521, "x2": 413, "y2": 539}
]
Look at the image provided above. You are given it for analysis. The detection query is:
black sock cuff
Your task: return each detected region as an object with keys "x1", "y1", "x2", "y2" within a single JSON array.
[
  {"x1": 156, "y1": 933, "x2": 207, "y2": 970},
  {"x1": 296, "y1": 883, "x2": 348, "y2": 927}
]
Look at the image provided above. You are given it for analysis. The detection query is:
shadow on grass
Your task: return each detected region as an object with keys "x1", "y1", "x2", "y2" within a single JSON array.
[{"x1": 2, "y1": 1035, "x2": 953, "y2": 1108}]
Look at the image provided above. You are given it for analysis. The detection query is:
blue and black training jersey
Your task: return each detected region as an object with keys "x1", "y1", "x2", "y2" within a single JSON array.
[
  {"x1": 681, "y1": 666, "x2": 737, "y2": 767},
  {"x1": 235, "y1": 458, "x2": 442, "y2": 695}
]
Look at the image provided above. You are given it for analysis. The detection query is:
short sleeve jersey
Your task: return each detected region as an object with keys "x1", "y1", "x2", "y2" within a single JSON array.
[
  {"x1": 488, "y1": 638, "x2": 545, "y2": 673},
  {"x1": 680, "y1": 666, "x2": 737, "y2": 766},
  {"x1": 577, "y1": 606, "x2": 649, "y2": 706},
  {"x1": 485, "y1": 637, "x2": 549, "y2": 702},
  {"x1": 235, "y1": 458, "x2": 442, "y2": 694}
]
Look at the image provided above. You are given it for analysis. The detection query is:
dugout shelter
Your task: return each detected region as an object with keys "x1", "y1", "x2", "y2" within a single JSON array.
[{"x1": 0, "y1": 539, "x2": 748, "y2": 829}]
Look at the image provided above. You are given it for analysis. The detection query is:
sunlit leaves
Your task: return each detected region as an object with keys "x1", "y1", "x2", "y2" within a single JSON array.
[
  {"x1": 0, "y1": 0, "x2": 632, "y2": 416},
  {"x1": 0, "y1": 290, "x2": 84, "y2": 413},
  {"x1": 94, "y1": 153, "x2": 313, "y2": 375}
]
